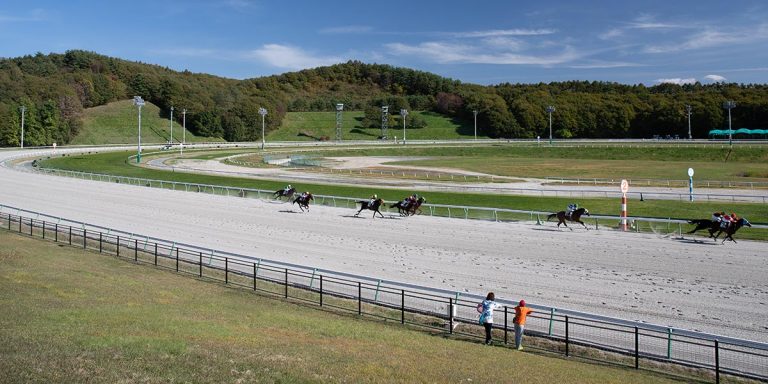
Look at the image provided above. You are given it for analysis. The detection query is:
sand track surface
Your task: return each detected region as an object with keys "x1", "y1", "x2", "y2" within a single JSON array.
[{"x1": 2, "y1": 148, "x2": 767, "y2": 342}]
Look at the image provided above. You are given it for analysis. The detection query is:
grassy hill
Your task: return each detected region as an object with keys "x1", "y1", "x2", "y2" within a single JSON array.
[
  {"x1": 0, "y1": 230, "x2": 684, "y2": 383},
  {"x1": 73, "y1": 100, "x2": 221, "y2": 145},
  {"x1": 268, "y1": 110, "x2": 486, "y2": 141}
]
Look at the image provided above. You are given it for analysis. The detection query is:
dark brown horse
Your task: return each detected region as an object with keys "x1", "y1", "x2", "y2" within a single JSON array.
[
  {"x1": 273, "y1": 187, "x2": 296, "y2": 200},
  {"x1": 547, "y1": 207, "x2": 589, "y2": 230},
  {"x1": 711, "y1": 218, "x2": 751, "y2": 243},
  {"x1": 687, "y1": 219, "x2": 719, "y2": 236},
  {"x1": 292, "y1": 193, "x2": 314, "y2": 212},
  {"x1": 390, "y1": 197, "x2": 426, "y2": 216},
  {"x1": 355, "y1": 198, "x2": 385, "y2": 218}
]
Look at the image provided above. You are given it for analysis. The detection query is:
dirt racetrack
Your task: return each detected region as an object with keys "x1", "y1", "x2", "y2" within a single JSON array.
[{"x1": 1, "y1": 148, "x2": 767, "y2": 343}]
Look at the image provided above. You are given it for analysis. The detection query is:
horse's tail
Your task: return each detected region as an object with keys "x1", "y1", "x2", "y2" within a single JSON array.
[{"x1": 546, "y1": 213, "x2": 556, "y2": 221}]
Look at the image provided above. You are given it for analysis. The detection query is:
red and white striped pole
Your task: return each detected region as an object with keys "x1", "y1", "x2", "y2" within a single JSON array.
[{"x1": 620, "y1": 179, "x2": 629, "y2": 231}]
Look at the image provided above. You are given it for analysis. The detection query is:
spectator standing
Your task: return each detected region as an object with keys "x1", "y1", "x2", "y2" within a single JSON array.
[
  {"x1": 479, "y1": 292, "x2": 502, "y2": 345},
  {"x1": 513, "y1": 300, "x2": 534, "y2": 350}
]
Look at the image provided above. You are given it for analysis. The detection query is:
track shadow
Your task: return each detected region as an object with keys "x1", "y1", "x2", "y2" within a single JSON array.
[
  {"x1": 279, "y1": 210, "x2": 300, "y2": 214},
  {"x1": 674, "y1": 237, "x2": 721, "y2": 245},
  {"x1": 530, "y1": 227, "x2": 564, "y2": 232}
]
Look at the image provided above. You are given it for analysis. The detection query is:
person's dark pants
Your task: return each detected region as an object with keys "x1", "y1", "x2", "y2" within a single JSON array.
[{"x1": 484, "y1": 322, "x2": 493, "y2": 344}]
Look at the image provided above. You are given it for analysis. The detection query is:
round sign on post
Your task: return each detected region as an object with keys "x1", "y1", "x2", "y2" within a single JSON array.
[
  {"x1": 620, "y1": 179, "x2": 629, "y2": 231},
  {"x1": 688, "y1": 168, "x2": 694, "y2": 201}
]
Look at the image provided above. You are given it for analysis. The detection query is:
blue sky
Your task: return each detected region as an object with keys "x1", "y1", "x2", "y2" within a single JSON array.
[{"x1": 1, "y1": 0, "x2": 767, "y2": 85}]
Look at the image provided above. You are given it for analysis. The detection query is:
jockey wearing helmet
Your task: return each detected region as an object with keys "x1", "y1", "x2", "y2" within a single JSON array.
[
  {"x1": 369, "y1": 194, "x2": 378, "y2": 206},
  {"x1": 566, "y1": 203, "x2": 578, "y2": 218},
  {"x1": 284, "y1": 184, "x2": 293, "y2": 194},
  {"x1": 721, "y1": 212, "x2": 736, "y2": 229}
]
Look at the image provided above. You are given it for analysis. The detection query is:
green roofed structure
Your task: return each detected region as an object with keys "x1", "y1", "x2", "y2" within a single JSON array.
[{"x1": 708, "y1": 128, "x2": 768, "y2": 138}]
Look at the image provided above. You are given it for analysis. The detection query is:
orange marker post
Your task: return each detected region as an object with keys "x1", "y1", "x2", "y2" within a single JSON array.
[{"x1": 620, "y1": 179, "x2": 629, "y2": 231}]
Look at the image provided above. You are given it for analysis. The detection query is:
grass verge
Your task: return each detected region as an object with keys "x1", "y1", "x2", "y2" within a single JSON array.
[{"x1": 0, "y1": 229, "x2": 703, "y2": 383}]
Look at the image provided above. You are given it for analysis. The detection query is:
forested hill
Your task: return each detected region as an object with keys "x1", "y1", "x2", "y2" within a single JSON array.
[{"x1": 1, "y1": 50, "x2": 767, "y2": 146}]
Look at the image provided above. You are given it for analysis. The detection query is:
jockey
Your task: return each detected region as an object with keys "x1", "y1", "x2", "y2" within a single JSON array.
[
  {"x1": 566, "y1": 203, "x2": 578, "y2": 218},
  {"x1": 300, "y1": 191, "x2": 309, "y2": 200},
  {"x1": 711, "y1": 211, "x2": 724, "y2": 222},
  {"x1": 721, "y1": 213, "x2": 735, "y2": 229},
  {"x1": 404, "y1": 194, "x2": 416, "y2": 208},
  {"x1": 284, "y1": 184, "x2": 293, "y2": 194},
  {"x1": 369, "y1": 194, "x2": 378, "y2": 206}
]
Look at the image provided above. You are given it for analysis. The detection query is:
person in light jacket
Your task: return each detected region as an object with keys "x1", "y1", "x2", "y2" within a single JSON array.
[{"x1": 479, "y1": 292, "x2": 502, "y2": 345}]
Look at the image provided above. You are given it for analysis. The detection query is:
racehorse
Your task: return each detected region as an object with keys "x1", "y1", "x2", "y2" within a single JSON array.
[
  {"x1": 390, "y1": 197, "x2": 426, "y2": 216},
  {"x1": 687, "y1": 219, "x2": 719, "y2": 236},
  {"x1": 273, "y1": 187, "x2": 296, "y2": 200},
  {"x1": 292, "y1": 193, "x2": 314, "y2": 212},
  {"x1": 711, "y1": 217, "x2": 751, "y2": 243},
  {"x1": 547, "y1": 207, "x2": 590, "y2": 230},
  {"x1": 355, "y1": 198, "x2": 385, "y2": 218}
]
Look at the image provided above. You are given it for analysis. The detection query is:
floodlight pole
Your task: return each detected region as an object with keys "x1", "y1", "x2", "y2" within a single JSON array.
[
  {"x1": 685, "y1": 105, "x2": 692, "y2": 140},
  {"x1": 169, "y1": 106, "x2": 174, "y2": 145},
  {"x1": 723, "y1": 101, "x2": 736, "y2": 146},
  {"x1": 181, "y1": 109, "x2": 186, "y2": 155},
  {"x1": 381, "y1": 105, "x2": 389, "y2": 139},
  {"x1": 473, "y1": 109, "x2": 477, "y2": 140},
  {"x1": 400, "y1": 109, "x2": 408, "y2": 144},
  {"x1": 19, "y1": 106, "x2": 26, "y2": 148},
  {"x1": 133, "y1": 96, "x2": 145, "y2": 163},
  {"x1": 335, "y1": 103, "x2": 344, "y2": 142},
  {"x1": 546, "y1": 105, "x2": 556, "y2": 145},
  {"x1": 258, "y1": 107, "x2": 268, "y2": 150}
]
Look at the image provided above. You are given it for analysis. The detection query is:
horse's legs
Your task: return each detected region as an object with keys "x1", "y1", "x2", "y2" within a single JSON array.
[
  {"x1": 577, "y1": 220, "x2": 588, "y2": 230},
  {"x1": 355, "y1": 206, "x2": 363, "y2": 216},
  {"x1": 375, "y1": 209, "x2": 385, "y2": 218}
]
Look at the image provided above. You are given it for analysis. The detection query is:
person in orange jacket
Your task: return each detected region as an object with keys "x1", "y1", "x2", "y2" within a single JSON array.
[{"x1": 513, "y1": 299, "x2": 534, "y2": 350}]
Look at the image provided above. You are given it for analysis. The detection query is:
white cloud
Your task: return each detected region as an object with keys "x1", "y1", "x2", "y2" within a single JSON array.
[
  {"x1": 0, "y1": 9, "x2": 46, "y2": 22},
  {"x1": 645, "y1": 24, "x2": 768, "y2": 53},
  {"x1": 385, "y1": 41, "x2": 580, "y2": 65},
  {"x1": 569, "y1": 61, "x2": 643, "y2": 69},
  {"x1": 599, "y1": 28, "x2": 624, "y2": 40},
  {"x1": 319, "y1": 25, "x2": 373, "y2": 34},
  {"x1": 655, "y1": 78, "x2": 696, "y2": 85},
  {"x1": 704, "y1": 74, "x2": 727, "y2": 82},
  {"x1": 450, "y1": 28, "x2": 556, "y2": 38},
  {"x1": 150, "y1": 48, "x2": 217, "y2": 57},
  {"x1": 482, "y1": 36, "x2": 525, "y2": 51},
  {"x1": 248, "y1": 44, "x2": 343, "y2": 70}
]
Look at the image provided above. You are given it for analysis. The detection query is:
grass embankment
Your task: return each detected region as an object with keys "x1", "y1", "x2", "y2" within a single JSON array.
[
  {"x1": 0, "y1": 230, "x2": 695, "y2": 383},
  {"x1": 277, "y1": 144, "x2": 768, "y2": 182},
  {"x1": 268, "y1": 111, "x2": 480, "y2": 141},
  {"x1": 38, "y1": 149, "x2": 768, "y2": 235},
  {"x1": 73, "y1": 99, "x2": 221, "y2": 145}
]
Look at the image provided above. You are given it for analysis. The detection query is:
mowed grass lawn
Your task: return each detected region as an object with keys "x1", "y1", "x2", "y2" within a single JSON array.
[
  {"x1": 74, "y1": 99, "x2": 221, "y2": 145},
  {"x1": 268, "y1": 111, "x2": 480, "y2": 141},
  {"x1": 0, "y1": 230, "x2": 689, "y2": 383},
  {"x1": 288, "y1": 144, "x2": 768, "y2": 182}
]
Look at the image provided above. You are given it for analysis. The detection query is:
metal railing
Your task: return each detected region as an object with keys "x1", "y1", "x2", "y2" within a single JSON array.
[
  {"x1": 1, "y1": 209, "x2": 766, "y2": 383},
  {"x1": 26, "y1": 167, "x2": 768, "y2": 232},
  {"x1": 545, "y1": 176, "x2": 768, "y2": 190}
]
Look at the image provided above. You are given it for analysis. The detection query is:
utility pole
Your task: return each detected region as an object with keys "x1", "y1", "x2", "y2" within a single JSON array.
[
  {"x1": 181, "y1": 109, "x2": 186, "y2": 155},
  {"x1": 19, "y1": 106, "x2": 26, "y2": 148}
]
